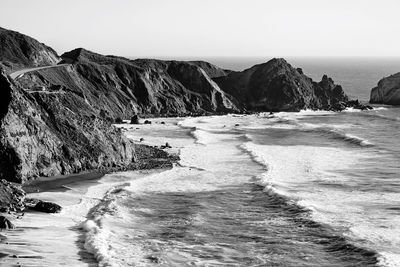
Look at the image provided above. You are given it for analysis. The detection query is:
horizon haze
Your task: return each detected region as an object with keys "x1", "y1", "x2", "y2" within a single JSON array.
[{"x1": 1, "y1": 0, "x2": 400, "y2": 58}]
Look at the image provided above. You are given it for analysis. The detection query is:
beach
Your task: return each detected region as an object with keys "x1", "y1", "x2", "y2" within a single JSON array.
[{"x1": 0, "y1": 118, "x2": 181, "y2": 266}]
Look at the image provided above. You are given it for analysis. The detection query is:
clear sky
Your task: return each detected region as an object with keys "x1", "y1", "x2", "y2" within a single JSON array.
[{"x1": 1, "y1": 0, "x2": 399, "y2": 58}]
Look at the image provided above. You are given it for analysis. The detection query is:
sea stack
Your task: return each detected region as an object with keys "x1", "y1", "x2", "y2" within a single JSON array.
[{"x1": 370, "y1": 72, "x2": 400, "y2": 105}]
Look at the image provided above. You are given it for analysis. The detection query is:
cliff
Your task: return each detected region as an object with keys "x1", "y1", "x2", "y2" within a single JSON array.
[
  {"x1": 370, "y1": 73, "x2": 400, "y2": 105},
  {"x1": 214, "y1": 58, "x2": 348, "y2": 111},
  {"x1": 0, "y1": 27, "x2": 59, "y2": 72},
  {"x1": 0, "y1": 70, "x2": 140, "y2": 184},
  {"x1": 16, "y1": 48, "x2": 239, "y2": 119}
]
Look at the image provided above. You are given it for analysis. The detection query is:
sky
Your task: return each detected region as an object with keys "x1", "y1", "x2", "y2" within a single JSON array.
[{"x1": 1, "y1": 0, "x2": 400, "y2": 58}]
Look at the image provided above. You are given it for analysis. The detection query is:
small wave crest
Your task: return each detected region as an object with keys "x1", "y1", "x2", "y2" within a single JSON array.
[{"x1": 80, "y1": 184, "x2": 132, "y2": 267}]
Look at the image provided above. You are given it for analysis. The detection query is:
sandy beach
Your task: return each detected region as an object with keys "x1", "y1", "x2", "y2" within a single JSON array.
[{"x1": 0, "y1": 118, "x2": 183, "y2": 266}]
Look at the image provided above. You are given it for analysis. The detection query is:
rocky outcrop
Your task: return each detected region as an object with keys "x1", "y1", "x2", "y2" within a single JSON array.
[
  {"x1": 0, "y1": 215, "x2": 14, "y2": 229},
  {"x1": 370, "y1": 73, "x2": 400, "y2": 105},
  {"x1": 0, "y1": 70, "x2": 137, "y2": 183},
  {"x1": 214, "y1": 58, "x2": 349, "y2": 112},
  {"x1": 0, "y1": 179, "x2": 25, "y2": 212},
  {"x1": 0, "y1": 27, "x2": 59, "y2": 72},
  {"x1": 32, "y1": 200, "x2": 61, "y2": 213}
]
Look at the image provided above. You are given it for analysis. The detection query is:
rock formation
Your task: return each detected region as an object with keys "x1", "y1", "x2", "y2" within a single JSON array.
[
  {"x1": 0, "y1": 70, "x2": 139, "y2": 184},
  {"x1": 214, "y1": 59, "x2": 349, "y2": 111},
  {"x1": 370, "y1": 73, "x2": 400, "y2": 105}
]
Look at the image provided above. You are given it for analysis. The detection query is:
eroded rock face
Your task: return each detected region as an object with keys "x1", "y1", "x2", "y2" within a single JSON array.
[
  {"x1": 214, "y1": 58, "x2": 349, "y2": 111},
  {"x1": 0, "y1": 179, "x2": 25, "y2": 212},
  {"x1": 370, "y1": 73, "x2": 400, "y2": 105},
  {"x1": 16, "y1": 48, "x2": 239, "y2": 119},
  {"x1": 0, "y1": 71, "x2": 137, "y2": 183},
  {"x1": 0, "y1": 27, "x2": 59, "y2": 72}
]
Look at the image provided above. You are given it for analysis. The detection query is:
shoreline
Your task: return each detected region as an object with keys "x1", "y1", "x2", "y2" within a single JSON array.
[{"x1": 0, "y1": 129, "x2": 180, "y2": 266}]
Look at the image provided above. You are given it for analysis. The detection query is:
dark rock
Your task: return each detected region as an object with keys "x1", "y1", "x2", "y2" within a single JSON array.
[
  {"x1": 130, "y1": 115, "x2": 139, "y2": 124},
  {"x1": 140, "y1": 138, "x2": 144, "y2": 142},
  {"x1": 161, "y1": 142, "x2": 172, "y2": 149},
  {"x1": 146, "y1": 256, "x2": 161, "y2": 263},
  {"x1": 330, "y1": 101, "x2": 347, "y2": 112},
  {"x1": 0, "y1": 216, "x2": 14, "y2": 229},
  {"x1": 370, "y1": 73, "x2": 400, "y2": 105},
  {"x1": 144, "y1": 120, "x2": 152, "y2": 124},
  {"x1": 114, "y1": 117, "x2": 124, "y2": 124},
  {"x1": 346, "y1": 99, "x2": 373, "y2": 110},
  {"x1": 160, "y1": 121, "x2": 165, "y2": 124},
  {"x1": 32, "y1": 200, "x2": 61, "y2": 213},
  {"x1": 214, "y1": 59, "x2": 349, "y2": 112}
]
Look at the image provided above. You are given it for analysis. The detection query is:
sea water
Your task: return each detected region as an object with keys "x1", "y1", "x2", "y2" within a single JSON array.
[
  {"x1": 79, "y1": 105, "x2": 399, "y2": 266},
  {"x1": 74, "y1": 58, "x2": 400, "y2": 266}
]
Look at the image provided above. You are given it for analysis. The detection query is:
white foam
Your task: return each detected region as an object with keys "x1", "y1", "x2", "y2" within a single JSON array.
[
  {"x1": 378, "y1": 252, "x2": 400, "y2": 267},
  {"x1": 242, "y1": 141, "x2": 400, "y2": 266}
]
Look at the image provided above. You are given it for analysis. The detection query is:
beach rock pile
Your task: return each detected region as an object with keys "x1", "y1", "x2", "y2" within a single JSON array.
[{"x1": 370, "y1": 72, "x2": 400, "y2": 105}]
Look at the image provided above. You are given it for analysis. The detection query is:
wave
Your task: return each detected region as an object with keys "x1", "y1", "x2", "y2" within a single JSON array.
[
  {"x1": 240, "y1": 141, "x2": 400, "y2": 267},
  {"x1": 80, "y1": 184, "x2": 133, "y2": 267},
  {"x1": 322, "y1": 129, "x2": 374, "y2": 147}
]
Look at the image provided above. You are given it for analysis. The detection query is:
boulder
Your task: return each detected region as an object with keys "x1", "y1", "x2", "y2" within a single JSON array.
[
  {"x1": 0, "y1": 216, "x2": 14, "y2": 229},
  {"x1": 144, "y1": 120, "x2": 152, "y2": 124},
  {"x1": 32, "y1": 201, "x2": 61, "y2": 213},
  {"x1": 130, "y1": 115, "x2": 139, "y2": 124},
  {"x1": 114, "y1": 117, "x2": 124, "y2": 124}
]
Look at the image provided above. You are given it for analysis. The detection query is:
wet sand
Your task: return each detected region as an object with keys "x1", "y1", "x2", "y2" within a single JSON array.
[{"x1": 23, "y1": 172, "x2": 105, "y2": 194}]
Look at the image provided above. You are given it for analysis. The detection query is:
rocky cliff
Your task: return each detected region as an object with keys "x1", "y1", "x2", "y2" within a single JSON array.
[
  {"x1": 370, "y1": 73, "x2": 400, "y2": 105},
  {"x1": 214, "y1": 58, "x2": 348, "y2": 111},
  {"x1": 0, "y1": 27, "x2": 59, "y2": 72},
  {"x1": 0, "y1": 70, "x2": 137, "y2": 184},
  {"x1": 16, "y1": 48, "x2": 239, "y2": 119}
]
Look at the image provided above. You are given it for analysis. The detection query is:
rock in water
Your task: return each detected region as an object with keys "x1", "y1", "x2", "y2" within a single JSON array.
[
  {"x1": 0, "y1": 216, "x2": 14, "y2": 229},
  {"x1": 32, "y1": 201, "x2": 61, "y2": 213},
  {"x1": 130, "y1": 115, "x2": 139, "y2": 124},
  {"x1": 370, "y1": 73, "x2": 400, "y2": 105}
]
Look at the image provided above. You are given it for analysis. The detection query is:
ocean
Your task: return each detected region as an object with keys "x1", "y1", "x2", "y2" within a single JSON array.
[{"x1": 3, "y1": 58, "x2": 400, "y2": 267}]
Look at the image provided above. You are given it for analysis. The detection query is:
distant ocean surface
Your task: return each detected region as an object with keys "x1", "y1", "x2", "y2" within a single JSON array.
[{"x1": 80, "y1": 58, "x2": 399, "y2": 266}]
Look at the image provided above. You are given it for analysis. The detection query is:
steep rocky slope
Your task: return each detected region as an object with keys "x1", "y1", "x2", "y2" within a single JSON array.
[
  {"x1": 0, "y1": 27, "x2": 59, "y2": 72},
  {"x1": 16, "y1": 48, "x2": 239, "y2": 119},
  {"x1": 0, "y1": 70, "x2": 137, "y2": 184},
  {"x1": 214, "y1": 58, "x2": 348, "y2": 111},
  {"x1": 370, "y1": 73, "x2": 400, "y2": 105}
]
